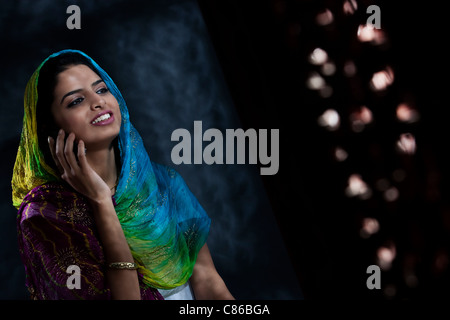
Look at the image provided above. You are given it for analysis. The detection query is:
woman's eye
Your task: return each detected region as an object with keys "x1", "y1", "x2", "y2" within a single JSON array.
[
  {"x1": 97, "y1": 87, "x2": 109, "y2": 94},
  {"x1": 68, "y1": 97, "x2": 83, "y2": 108}
]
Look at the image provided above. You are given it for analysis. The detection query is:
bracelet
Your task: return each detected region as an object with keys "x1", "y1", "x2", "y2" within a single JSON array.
[{"x1": 108, "y1": 262, "x2": 137, "y2": 270}]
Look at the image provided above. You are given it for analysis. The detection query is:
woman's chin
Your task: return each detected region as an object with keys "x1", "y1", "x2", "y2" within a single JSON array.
[{"x1": 82, "y1": 134, "x2": 120, "y2": 151}]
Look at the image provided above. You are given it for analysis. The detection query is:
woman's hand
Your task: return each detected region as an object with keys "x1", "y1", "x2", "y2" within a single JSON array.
[{"x1": 48, "y1": 129, "x2": 111, "y2": 204}]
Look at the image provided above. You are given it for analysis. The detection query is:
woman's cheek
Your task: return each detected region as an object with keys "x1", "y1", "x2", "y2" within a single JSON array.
[{"x1": 60, "y1": 115, "x2": 86, "y2": 135}]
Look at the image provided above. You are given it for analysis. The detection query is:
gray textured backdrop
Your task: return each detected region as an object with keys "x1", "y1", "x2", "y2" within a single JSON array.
[{"x1": 0, "y1": 0, "x2": 301, "y2": 299}]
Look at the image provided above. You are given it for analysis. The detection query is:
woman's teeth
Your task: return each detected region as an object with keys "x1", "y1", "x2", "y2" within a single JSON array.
[{"x1": 92, "y1": 113, "x2": 111, "y2": 124}]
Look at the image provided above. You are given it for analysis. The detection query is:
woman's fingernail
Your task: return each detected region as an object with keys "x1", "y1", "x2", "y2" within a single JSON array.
[
  {"x1": 59, "y1": 129, "x2": 64, "y2": 135},
  {"x1": 47, "y1": 136, "x2": 51, "y2": 144}
]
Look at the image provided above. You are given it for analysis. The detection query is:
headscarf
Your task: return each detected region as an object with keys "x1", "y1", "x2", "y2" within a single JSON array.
[{"x1": 12, "y1": 49, "x2": 211, "y2": 289}]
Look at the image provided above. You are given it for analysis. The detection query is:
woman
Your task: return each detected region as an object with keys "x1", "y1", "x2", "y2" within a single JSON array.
[{"x1": 11, "y1": 49, "x2": 234, "y2": 300}]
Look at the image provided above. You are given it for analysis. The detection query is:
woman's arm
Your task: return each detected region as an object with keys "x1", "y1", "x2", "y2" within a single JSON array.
[
  {"x1": 190, "y1": 244, "x2": 235, "y2": 300},
  {"x1": 89, "y1": 198, "x2": 141, "y2": 300},
  {"x1": 49, "y1": 131, "x2": 141, "y2": 300}
]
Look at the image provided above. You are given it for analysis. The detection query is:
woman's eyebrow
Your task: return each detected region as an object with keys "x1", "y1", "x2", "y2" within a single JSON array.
[
  {"x1": 60, "y1": 79, "x2": 105, "y2": 105},
  {"x1": 91, "y1": 79, "x2": 104, "y2": 87}
]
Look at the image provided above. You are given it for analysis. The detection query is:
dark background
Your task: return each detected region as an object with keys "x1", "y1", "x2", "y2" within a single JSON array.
[
  {"x1": 197, "y1": 0, "x2": 450, "y2": 300},
  {"x1": 1, "y1": 0, "x2": 450, "y2": 300}
]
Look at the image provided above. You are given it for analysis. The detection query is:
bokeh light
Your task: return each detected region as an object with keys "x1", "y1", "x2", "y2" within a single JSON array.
[
  {"x1": 360, "y1": 217, "x2": 380, "y2": 238},
  {"x1": 308, "y1": 48, "x2": 328, "y2": 65},
  {"x1": 396, "y1": 103, "x2": 420, "y2": 123},
  {"x1": 377, "y1": 244, "x2": 396, "y2": 270},
  {"x1": 357, "y1": 24, "x2": 387, "y2": 45},
  {"x1": 383, "y1": 186, "x2": 399, "y2": 202},
  {"x1": 350, "y1": 106, "x2": 373, "y2": 132},
  {"x1": 318, "y1": 109, "x2": 340, "y2": 131},
  {"x1": 370, "y1": 66, "x2": 394, "y2": 91},
  {"x1": 316, "y1": 9, "x2": 334, "y2": 26},
  {"x1": 396, "y1": 133, "x2": 416, "y2": 155},
  {"x1": 334, "y1": 146, "x2": 348, "y2": 162},
  {"x1": 306, "y1": 72, "x2": 326, "y2": 90},
  {"x1": 343, "y1": 60, "x2": 357, "y2": 77},
  {"x1": 345, "y1": 174, "x2": 372, "y2": 199},
  {"x1": 343, "y1": 0, "x2": 358, "y2": 15}
]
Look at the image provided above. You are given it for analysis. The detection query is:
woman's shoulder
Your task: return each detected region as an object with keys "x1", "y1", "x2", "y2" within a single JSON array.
[
  {"x1": 18, "y1": 182, "x2": 91, "y2": 223},
  {"x1": 21, "y1": 182, "x2": 79, "y2": 204}
]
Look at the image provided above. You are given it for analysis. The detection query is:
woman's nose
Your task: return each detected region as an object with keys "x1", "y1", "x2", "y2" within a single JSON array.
[{"x1": 90, "y1": 97, "x2": 106, "y2": 110}]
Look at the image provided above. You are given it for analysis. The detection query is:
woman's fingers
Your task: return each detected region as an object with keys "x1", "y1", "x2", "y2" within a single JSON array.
[
  {"x1": 48, "y1": 136, "x2": 64, "y2": 174},
  {"x1": 55, "y1": 129, "x2": 71, "y2": 175},
  {"x1": 77, "y1": 139, "x2": 88, "y2": 169},
  {"x1": 49, "y1": 131, "x2": 109, "y2": 201},
  {"x1": 64, "y1": 132, "x2": 79, "y2": 172}
]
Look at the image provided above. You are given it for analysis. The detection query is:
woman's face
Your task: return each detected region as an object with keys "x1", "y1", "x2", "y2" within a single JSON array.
[{"x1": 51, "y1": 64, "x2": 121, "y2": 150}]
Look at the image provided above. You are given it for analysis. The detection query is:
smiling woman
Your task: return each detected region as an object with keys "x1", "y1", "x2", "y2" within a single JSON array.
[{"x1": 11, "y1": 49, "x2": 234, "y2": 300}]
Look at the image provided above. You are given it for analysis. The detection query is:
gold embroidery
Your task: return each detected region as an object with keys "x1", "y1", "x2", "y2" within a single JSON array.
[{"x1": 59, "y1": 203, "x2": 93, "y2": 227}]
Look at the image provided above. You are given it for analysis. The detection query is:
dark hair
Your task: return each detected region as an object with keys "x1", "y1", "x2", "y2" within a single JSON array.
[{"x1": 36, "y1": 52, "x2": 101, "y2": 166}]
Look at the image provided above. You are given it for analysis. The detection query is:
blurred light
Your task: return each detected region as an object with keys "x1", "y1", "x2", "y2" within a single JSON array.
[
  {"x1": 343, "y1": 0, "x2": 358, "y2": 15},
  {"x1": 343, "y1": 60, "x2": 357, "y2": 77},
  {"x1": 350, "y1": 106, "x2": 373, "y2": 132},
  {"x1": 318, "y1": 109, "x2": 340, "y2": 130},
  {"x1": 404, "y1": 271, "x2": 418, "y2": 288},
  {"x1": 351, "y1": 121, "x2": 364, "y2": 133},
  {"x1": 359, "y1": 106, "x2": 373, "y2": 123},
  {"x1": 392, "y1": 169, "x2": 406, "y2": 182},
  {"x1": 377, "y1": 244, "x2": 396, "y2": 270},
  {"x1": 375, "y1": 178, "x2": 390, "y2": 191},
  {"x1": 384, "y1": 284, "x2": 396, "y2": 298},
  {"x1": 319, "y1": 85, "x2": 333, "y2": 98},
  {"x1": 345, "y1": 174, "x2": 372, "y2": 199},
  {"x1": 321, "y1": 61, "x2": 336, "y2": 76},
  {"x1": 360, "y1": 217, "x2": 379, "y2": 238},
  {"x1": 396, "y1": 133, "x2": 416, "y2": 155},
  {"x1": 370, "y1": 66, "x2": 394, "y2": 91},
  {"x1": 273, "y1": 0, "x2": 286, "y2": 16},
  {"x1": 357, "y1": 24, "x2": 376, "y2": 41},
  {"x1": 306, "y1": 72, "x2": 326, "y2": 90},
  {"x1": 434, "y1": 251, "x2": 449, "y2": 274},
  {"x1": 396, "y1": 103, "x2": 420, "y2": 123},
  {"x1": 334, "y1": 146, "x2": 348, "y2": 161},
  {"x1": 384, "y1": 186, "x2": 399, "y2": 202},
  {"x1": 357, "y1": 24, "x2": 387, "y2": 45},
  {"x1": 316, "y1": 9, "x2": 334, "y2": 26},
  {"x1": 308, "y1": 48, "x2": 328, "y2": 65}
]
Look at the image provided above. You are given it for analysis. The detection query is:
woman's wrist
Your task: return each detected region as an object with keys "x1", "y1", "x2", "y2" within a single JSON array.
[{"x1": 88, "y1": 193, "x2": 114, "y2": 209}]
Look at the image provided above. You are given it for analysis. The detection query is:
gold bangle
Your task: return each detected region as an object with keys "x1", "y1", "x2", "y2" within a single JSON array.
[{"x1": 108, "y1": 262, "x2": 137, "y2": 270}]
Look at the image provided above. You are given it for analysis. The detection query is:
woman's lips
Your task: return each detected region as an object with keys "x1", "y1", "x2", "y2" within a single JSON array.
[{"x1": 91, "y1": 111, "x2": 114, "y2": 126}]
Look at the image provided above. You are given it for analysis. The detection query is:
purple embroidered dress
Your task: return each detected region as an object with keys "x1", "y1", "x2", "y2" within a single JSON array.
[{"x1": 17, "y1": 183, "x2": 163, "y2": 300}]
